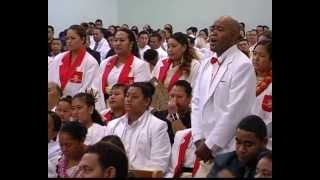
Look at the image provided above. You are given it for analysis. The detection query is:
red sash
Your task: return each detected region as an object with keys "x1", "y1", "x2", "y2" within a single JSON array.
[
  {"x1": 158, "y1": 59, "x2": 181, "y2": 92},
  {"x1": 59, "y1": 48, "x2": 86, "y2": 91},
  {"x1": 262, "y1": 95, "x2": 272, "y2": 112},
  {"x1": 101, "y1": 54, "x2": 134, "y2": 94},
  {"x1": 173, "y1": 131, "x2": 200, "y2": 177},
  {"x1": 103, "y1": 110, "x2": 113, "y2": 125}
]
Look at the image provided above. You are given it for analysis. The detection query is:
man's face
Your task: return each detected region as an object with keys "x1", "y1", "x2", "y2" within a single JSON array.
[
  {"x1": 93, "y1": 29, "x2": 103, "y2": 42},
  {"x1": 138, "y1": 34, "x2": 149, "y2": 48},
  {"x1": 78, "y1": 153, "x2": 106, "y2": 178},
  {"x1": 256, "y1": 26, "x2": 264, "y2": 36},
  {"x1": 237, "y1": 40, "x2": 249, "y2": 53},
  {"x1": 210, "y1": 18, "x2": 237, "y2": 55},
  {"x1": 169, "y1": 86, "x2": 191, "y2": 113},
  {"x1": 246, "y1": 31, "x2": 257, "y2": 45},
  {"x1": 149, "y1": 36, "x2": 161, "y2": 49},
  {"x1": 235, "y1": 129, "x2": 267, "y2": 163},
  {"x1": 95, "y1": 22, "x2": 102, "y2": 29}
]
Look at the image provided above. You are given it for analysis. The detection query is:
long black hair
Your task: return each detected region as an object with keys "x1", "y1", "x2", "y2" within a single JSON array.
[{"x1": 72, "y1": 92, "x2": 104, "y2": 126}]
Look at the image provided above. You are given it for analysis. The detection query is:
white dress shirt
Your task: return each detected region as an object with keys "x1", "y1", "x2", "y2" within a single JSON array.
[
  {"x1": 90, "y1": 38, "x2": 110, "y2": 60},
  {"x1": 155, "y1": 47, "x2": 168, "y2": 61},
  {"x1": 139, "y1": 45, "x2": 151, "y2": 61},
  {"x1": 84, "y1": 123, "x2": 107, "y2": 145}
]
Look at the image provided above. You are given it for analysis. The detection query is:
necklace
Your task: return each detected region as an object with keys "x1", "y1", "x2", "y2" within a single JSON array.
[
  {"x1": 57, "y1": 155, "x2": 81, "y2": 178},
  {"x1": 256, "y1": 70, "x2": 272, "y2": 96}
]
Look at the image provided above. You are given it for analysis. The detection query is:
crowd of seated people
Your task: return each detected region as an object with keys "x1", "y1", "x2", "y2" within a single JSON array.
[{"x1": 48, "y1": 16, "x2": 272, "y2": 178}]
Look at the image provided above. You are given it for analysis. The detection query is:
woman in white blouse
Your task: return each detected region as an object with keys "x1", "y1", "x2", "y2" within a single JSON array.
[{"x1": 93, "y1": 28, "x2": 151, "y2": 109}]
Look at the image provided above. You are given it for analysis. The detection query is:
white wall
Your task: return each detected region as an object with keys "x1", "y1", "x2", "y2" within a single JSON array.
[
  {"x1": 48, "y1": 0, "x2": 118, "y2": 37},
  {"x1": 48, "y1": 0, "x2": 271, "y2": 36}
]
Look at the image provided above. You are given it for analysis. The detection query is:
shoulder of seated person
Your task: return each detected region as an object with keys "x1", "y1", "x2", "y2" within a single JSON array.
[
  {"x1": 214, "y1": 151, "x2": 238, "y2": 166},
  {"x1": 151, "y1": 109, "x2": 168, "y2": 118}
]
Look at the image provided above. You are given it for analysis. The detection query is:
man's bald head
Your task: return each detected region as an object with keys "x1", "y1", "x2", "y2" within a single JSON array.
[
  {"x1": 210, "y1": 16, "x2": 241, "y2": 56},
  {"x1": 216, "y1": 16, "x2": 241, "y2": 40}
]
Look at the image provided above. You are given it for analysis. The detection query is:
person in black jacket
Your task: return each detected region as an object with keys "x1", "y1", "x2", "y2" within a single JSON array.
[{"x1": 207, "y1": 115, "x2": 270, "y2": 178}]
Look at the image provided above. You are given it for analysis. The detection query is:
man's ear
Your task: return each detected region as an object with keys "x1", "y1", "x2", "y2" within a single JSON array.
[
  {"x1": 104, "y1": 166, "x2": 116, "y2": 178},
  {"x1": 263, "y1": 137, "x2": 268, "y2": 146}
]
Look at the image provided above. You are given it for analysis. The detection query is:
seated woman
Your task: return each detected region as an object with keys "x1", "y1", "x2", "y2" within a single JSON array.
[
  {"x1": 48, "y1": 25, "x2": 105, "y2": 112},
  {"x1": 78, "y1": 141, "x2": 129, "y2": 178},
  {"x1": 251, "y1": 40, "x2": 272, "y2": 149},
  {"x1": 72, "y1": 92, "x2": 106, "y2": 145},
  {"x1": 101, "y1": 84, "x2": 127, "y2": 125},
  {"x1": 93, "y1": 28, "x2": 151, "y2": 109},
  {"x1": 55, "y1": 95, "x2": 73, "y2": 125},
  {"x1": 56, "y1": 121, "x2": 88, "y2": 178},
  {"x1": 48, "y1": 111, "x2": 62, "y2": 163},
  {"x1": 105, "y1": 82, "x2": 171, "y2": 174},
  {"x1": 152, "y1": 32, "x2": 200, "y2": 92}
]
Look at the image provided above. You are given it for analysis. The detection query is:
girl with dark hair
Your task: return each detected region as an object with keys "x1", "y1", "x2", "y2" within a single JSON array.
[
  {"x1": 105, "y1": 82, "x2": 171, "y2": 174},
  {"x1": 55, "y1": 95, "x2": 73, "y2": 124},
  {"x1": 72, "y1": 92, "x2": 107, "y2": 145},
  {"x1": 94, "y1": 28, "x2": 151, "y2": 106},
  {"x1": 48, "y1": 25, "x2": 105, "y2": 112},
  {"x1": 152, "y1": 32, "x2": 200, "y2": 92}
]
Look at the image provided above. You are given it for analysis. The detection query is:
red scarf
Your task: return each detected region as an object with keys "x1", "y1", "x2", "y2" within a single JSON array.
[
  {"x1": 158, "y1": 59, "x2": 181, "y2": 92},
  {"x1": 173, "y1": 131, "x2": 200, "y2": 177},
  {"x1": 256, "y1": 70, "x2": 272, "y2": 96},
  {"x1": 103, "y1": 110, "x2": 113, "y2": 125},
  {"x1": 59, "y1": 48, "x2": 86, "y2": 91},
  {"x1": 101, "y1": 54, "x2": 134, "y2": 94}
]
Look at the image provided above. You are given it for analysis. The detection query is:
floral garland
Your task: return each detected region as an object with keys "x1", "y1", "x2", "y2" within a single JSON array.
[
  {"x1": 256, "y1": 70, "x2": 272, "y2": 96},
  {"x1": 57, "y1": 155, "x2": 81, "y2": 178}
]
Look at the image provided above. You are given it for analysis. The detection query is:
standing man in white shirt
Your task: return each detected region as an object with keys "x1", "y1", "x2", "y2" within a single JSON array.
[
  {"x1": 149, "y1": 32, "x2": 168, "y2": 61},
  {"x1": 191, "y1": 16, "x2": 256, "y2": 167},
  {"x1": 90, "y1": 28, "x2": 110, "y2": 61},
  {"x1": 137, "y1": 31, "x2": 150, "y2": 61}
]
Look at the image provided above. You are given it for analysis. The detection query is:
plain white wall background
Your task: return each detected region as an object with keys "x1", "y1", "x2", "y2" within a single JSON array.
[
  {"x1": 48, "y1": 0, "x2": 271, "y2": 36},
  {"x1": 48, "y1": 0, "x2": 118, "y2": 37}
]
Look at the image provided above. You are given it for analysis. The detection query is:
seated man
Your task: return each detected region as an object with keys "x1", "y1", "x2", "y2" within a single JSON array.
[
  {"x1": 152, "y1": 80, "x2": 192, "y2": 144},
  {"x1": 207, "y1": 115, "x2": 270, "y2": 178},
  {"x1": 100, "y1": 84, "x2": 127, "y2": 125},
  {"x1": 78, "y1": 141, "x2": 129, "y2": 178},
  {"x1": 105, "y1": 82, "x2": 171, "y2": 174}
]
